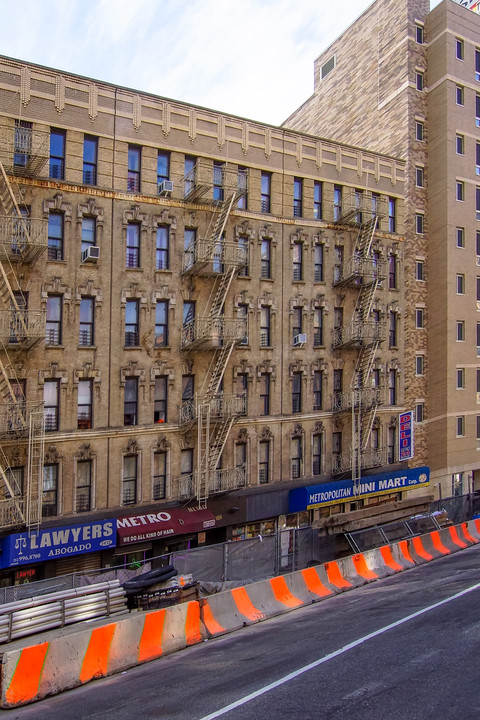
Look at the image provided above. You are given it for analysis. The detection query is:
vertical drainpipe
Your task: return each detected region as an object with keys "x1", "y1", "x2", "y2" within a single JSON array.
[
  {"x1": 280, "y1": 129, "x2": 285, "y2": 494},
  {"x1": 106, "y1": 88, "x2": 118, "y2": 505}
]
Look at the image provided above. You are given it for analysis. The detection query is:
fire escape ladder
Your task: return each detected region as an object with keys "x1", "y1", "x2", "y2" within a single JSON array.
[
  {"x1": 26, "y1": 407, "x2": 45, "y2": 530},
  {"x1": 353, "y1": 217, "x2": 378, "y2": 257},
  {"x1": 208, "y1": 192, "x2": 236, "y2": 248},
  {"x1": 0, "y1": 451, "x2": 26, "y2": 527},
  {"x1": 0, "y1": 354, "x2": 28, "y2": 432},
  {"x1": 196, "y1": 400, "x2": 211, "y2": 509}
]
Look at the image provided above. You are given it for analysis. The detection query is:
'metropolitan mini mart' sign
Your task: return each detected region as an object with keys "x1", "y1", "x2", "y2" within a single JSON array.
[
  {"x1": 451, "y1": 0, "x2": 480, "y2": 13},
  {"x1": 289, "y1": 466, "x2": 430, "y2": 512}
]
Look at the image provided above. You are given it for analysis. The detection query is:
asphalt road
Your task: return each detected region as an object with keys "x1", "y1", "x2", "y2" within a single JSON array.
[{"x1": 5, "y1": 544, "x2": 480, "y2": 720}]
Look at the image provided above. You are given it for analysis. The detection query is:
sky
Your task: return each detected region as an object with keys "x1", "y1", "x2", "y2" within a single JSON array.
[{"x1": 1, "y1": 0, "x2": 443, "y2": 126}]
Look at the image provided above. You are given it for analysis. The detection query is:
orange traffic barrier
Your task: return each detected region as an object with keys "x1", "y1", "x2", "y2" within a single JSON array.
[
  {"x1": 269, "y1": 576, "x2": 303, "y2": 608},
  {"x1": 138, "y1": 609, "x2": 166, "y2": 663},
  {"x1": 185, "y1": 601, "x2": 202, "y2": 645},
  {"x1": 324, "y1": 561, "x2": 352, "y2": 589},
  {"x1": 430, "y1": 531, "x2": 451, "y2": 556},
  {"x1": 379, "y1": 545, "x2": 404, "y2": 572},
  {"x1": 231, "y1": 586, "x2": 264, "y2": 622},
  {"x1": 411, "y1": 536, "x2": 434, "y2": 562},
  {"x1": 79, "y1": 624, "x2": 116, "y2": 684},
  {"x1": 352, "y1": 553, "x2": 378, "y2": 580},
  {"x1": 5, "y1": 642, "x2": 49, "y2": 706},
  {"x1": 300, "y1": 567, "x2": 333, "y2": 597},
  {"x1": 398, "y1": 540, "x2": 415, "y2": 565},
  {"x1": 449, "y1": 526, "x2": 468, "y2": 549},
  {"x1": 201, "y1": 601, "x2": 226, "y2": 636},
  {"x1": 461, "y1": 522, "x2": 478, "y2": 544}
]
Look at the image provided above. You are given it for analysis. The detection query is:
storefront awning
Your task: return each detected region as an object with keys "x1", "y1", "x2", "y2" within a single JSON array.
[{"x1": 117, "y1": 507, "x2": 216, "y2": 546}]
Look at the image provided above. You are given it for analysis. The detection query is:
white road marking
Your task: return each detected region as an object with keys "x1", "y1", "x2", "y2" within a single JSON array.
[{"x1": 198, "y1": 581, "x2": 480, "y2": 720}]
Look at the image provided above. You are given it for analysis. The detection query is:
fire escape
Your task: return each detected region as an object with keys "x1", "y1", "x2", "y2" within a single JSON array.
[
  {"x1": 0, "y1": 120, "x2": 48, "y2": 531},
  {"x1": 180, "y1": 160, "x2": 247, "y2": 508},
  {"x1": 332, "y1": 191, "x2": 387, "y2": 488}
]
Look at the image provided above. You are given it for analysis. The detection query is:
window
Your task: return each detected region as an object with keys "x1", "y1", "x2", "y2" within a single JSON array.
[
  {"x1": 388, "y1": 369, "x2": 398, "y2": 405},
  {"x1": 333, "y1": 369, "x2": 343, "y2": 412},
  {"x1": 452, "y1": 472, "x2": 464, "y2": 496},
  {"x1": 477, "y1": 187, "x2": 480, "y2": 220},
  {"x1": 478, "y1": 369, "x2": 480, "y2": 394},
  {"x1": 260, "y1": 305, "x2": 271, "y2": 346},
  {"x1": 415, "y1": 166, "x2": 424, "y2": 187},
  {"x1": 14, "y1": 119, "x2": 32, "y2": 169},
  {"x1": 180, "y1": 448, "x2": 194, "y2": 492},
  {"x1": 122, "y1": 455, "x2": 137, "y2": 505},
  {"x1": 79, "y1": 297, "x2": 95, "y2": 346},
  {"x1": 457, "y1": 227, "x2": 465, "y2": 248},
  {"x1": 261, "y1": 238, "x2": 271, "y2": 279},
  {"x1": 415, "y1": 355, "x2": 424, "y2": 376},
  {"x1": 456, "y1": 416, "x2": 465, "y2": 437},
  {"x1": 333, "y1": 184, "x2": 342, "y2": 221},
  {"x1": 416, "y1": 71, "x2": 424, "y2": 91},
  {"x1": 312, "y1": 433, "x2": 323, "y2": 475},
  {"x1": 415, "y1": 23, "x2": 424, "y2": 44},
  {"x1": 237, "y1": 236, "x2": 249, "y2": 276},
  {"x1": 314, "y1": 307, "x2": 324, "y2": 347},
  {"x1": 261, "y1": 172, "x2": 271, "y2": 213},
  {"x1": 83, "y1": 135, "x2": 97, "y2": 185},
  {"x1": 236, "y1": 373, "x2": 248, "y2": 414},
  {"x1": 81, "y1": 217, "x2": 96, "y2": 257},
  {"x1": 292, "y1": 307, "x2": 303, "y2": 342},
  {"x1": 477, "y1": 276, "x2": 480, "y2": 304},
  {"x1": 478, "y1": 416, "x2": 480, "y2": 446},
  {"x1": 415, "y1": 120, "x2": 424, "y2": 141},
  {"x1": 456, "y1": 181, "x2": 465, "y2": 201},
  {"x1": 181, "y1": 374, "x2": 195, "y2": 422},
  {"x1": 457, "y1": 274, "x2": 465, "y2": 294},
  {"x1": 457, "y1": 368, "x2": 466, "y2": 389},
  {"x1": 477, "y1": 322, "x2": 480, "y2": 350},
  {"x1": 153, "y1": 451, "x2": 167, "y2": 500},
  {"x1": 43, "y1": 464, "x2": 58, "y2": 517},
  {"x1": 477, "y1": 94, "x2": 480, "y2": 126},
  {"x1": 157, "y1": 151, "x2": 170, "y2": 188},
  {"x1": 213, "y1": 161, "x2": 224, "y2": 202},
  {"x1": 237, "y1": 303, "x2": 249, "y2": 345},
  {"x1": 387, "y1": 426, "x2": 396, "y2": 464},
  {"x1": 44, "y1": 380, "x2": 59, "y2": 431},
  {"x1": 126, "y1": 223, "x2": 140, "y2": 268},
  {"x1": 313, "y1": 371, "x2": 323, "y2": 411},
  {"x1": 292, "y1": 372, "x2": 302, "y2": 413},
  {"x1": 184, "y1": 155, "x2": 196, "y2": 197},
  {"x1": 259, "y1": 373, "x2": 270, "y2": 416},
  {"x1": 125, "y1": 300, "x2": 139, "y2": 346},
  {"x1": 314, "y1": 244, "x2": 324, "y2": 282},
  {"x1": 291, "y1": 437, "x2": 303, "y2": 479},
  {"x1": 388, "y1": 197, "x2": 396, "y2": 233},
  {"x1": 292, "y1": 242, "x2": 303, "y2": 281},
  {"x1": 235, "y1": 442, "x2": 247, "y2": 483},
  {"x1": 154, "y1": 376, "x2": 168, "y2": 424},
  {"x1": 456, "y1": 134, "x2": 465, "y2": 155},
  {"x1": 477, "y1": 142, "x2": 480, "y2": 175},
  {"x1": 416, "y1": 260, "x2": 425, "y2": 281},
  {"x1": 49, "y1": 129, "x2": 65, "y2": 179},
  {"x1": 415, "y1": 403, "x2": 425, "y2": 423},
  {"x1": 389, "y1": 311, "x2": 398, "y2": 347},
  {"x1": 124, "y1": 377, "x2": 138, "y2": 426},
  {"x1": 456, "y1": 85, "x2": 464, "y2": 105},
  {"x1": 476, "y1": 48, "x2": 480, "y2": 80},
  {"x1": 415, "y1": 307, "x2": 425, "y2": 329},
  {"x1": 48, "y1": 212, "x2": 63, "y2": 260},
  {"x1": 46, "y1": 295, "x2": 62, "y2": 345},
  {"x1": 183, "y1": 300, "x2": 195, "y2": 328},
  {"x1": 259, "y1": 440, "x2": 270, "y2": 484},
  {"x1": 184, "y1": 227, "x2": 196, "y2": 270},
  {"x1": 155, "y1": 300, "x2": 169, "y2": 347},
  {"x1": 6, "y1": 466, "x2": 24, "y2": 497},
  {"x1": 293, "y1": 178, "x2": 303, "y2": 217},
  {"x1": 321, "y1": 55, "x2": 336, "y2": 79},
  {"x1": 314, "y1": 181, "x2": 322, "y2": 219},
  {"x1": 332, "y1": 432, "x2": 342, "y2": 468},
  {"x1": 127, "y1": 145, "x2": 141, "y2": 192},
  {"x1": 238, "y1": 166, "x2": 248, "y2": 209},
  {"x1": 388, "y1": 254, "x2": 397, "y2": 289},
  {"x1": 155, "y1": 227, "x2": 169, "y2": 270},
  {"x1": 78, "y1": 379, "x2": 93, "y2": 429},
  {"x1": 415, "y1": 213, "x2": 424, "y2": 234},
  {"x1": 76, "y1": 460, "x2": 92, "y2": 512},
  {"x1": 457, "y1": 320, "x2": 465, "y2": 341},
  {"x1": 456, "y1": 38, "x2": 464, "y2": 60}
]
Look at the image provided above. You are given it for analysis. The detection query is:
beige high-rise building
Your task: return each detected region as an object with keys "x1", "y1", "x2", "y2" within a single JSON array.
[
  {"x1": 286, "y1": 0, "x2": 480, "y2": 500},
  {"x1": 0, "y1": 52, "x2": 417, "y2": 584}
]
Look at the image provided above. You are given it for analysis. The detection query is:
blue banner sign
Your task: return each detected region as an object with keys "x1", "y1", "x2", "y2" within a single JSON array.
[
  {"x1": 0, "y1": 519, "x2": 116, "y2": 569},
  {"x1": 399, "y1": 411, "x2": 414, "y2": 461},
  {"x1": 289, "y1": 466, "x2": 430, "y2": 512}
]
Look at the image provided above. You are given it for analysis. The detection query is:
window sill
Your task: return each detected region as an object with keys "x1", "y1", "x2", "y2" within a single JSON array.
[
  {"x1": 155, "y1": 269, "x2": 172, "y2": 274},
  {"x1": 124, "y1": 345, "x2": 141, "y2": 350},
  {"x1": 126, "y1": 267, "x2": 144, "y2": 272},
  {"x1": 260, "y1": 277, "x2": 274, "y2": 282},
  {"x1": 46, "y1": 259, "x2": 66, "y2": 264},
  {"x1": 78, "y1": 345, "x2": 97, "y2": 350},
  {"x1": 45, "y1": 344, "x2": 64, "y2": 349}
]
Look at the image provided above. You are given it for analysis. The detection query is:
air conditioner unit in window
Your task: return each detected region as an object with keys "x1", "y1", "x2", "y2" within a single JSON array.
[
  {"x1": 81, "y1": 246, "x2": 100, "y2": 263},
  {"x1": 293, "y1": 333, "x2": 307, "y2": 346},
  {"x1": 158, "y1": 180, "x2": 174, "y2": 196}
]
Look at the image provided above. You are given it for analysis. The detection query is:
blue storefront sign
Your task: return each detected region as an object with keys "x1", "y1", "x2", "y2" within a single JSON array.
[
  {"x1": 289, "y1": 466, "x2": 430, "y2": 512},
  {"x1": 0, "y1": 519, "x2": 116, "y2": 569}
]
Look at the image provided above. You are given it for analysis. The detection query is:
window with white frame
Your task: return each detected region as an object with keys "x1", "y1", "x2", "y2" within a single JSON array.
[
  {"x1": 456, "y1": 227, "x2": 465, "y2": 248},
  {"x1": 456, "y1": 416, "x2": 465, "y2": 437},
  {"x1": 457, "y1": 368, "x2": 465, "y2": 389}
]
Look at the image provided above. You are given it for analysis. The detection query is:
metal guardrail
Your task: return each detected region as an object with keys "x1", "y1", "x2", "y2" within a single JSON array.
[{"x1": 0, "y1": 580, "x2": 127, "y2": 644}]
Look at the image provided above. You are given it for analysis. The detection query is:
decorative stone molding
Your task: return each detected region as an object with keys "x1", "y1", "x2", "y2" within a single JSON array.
[
  {"x1": 76, "y1": 443, "x2": 95, "y2": 461},
  {"x1": 153, "y1": 435, "x2": 170, "y2": 452},
  {"x1": 122, "y1": 205, "x2": 148, "y2": 228},
  {"x1": 313, "y1": 421, "x2": 324, "y2": 434},
  {"x1": 236, "y1": 428, "x2": 249, "y2": 442},
  {"x1": 77, "y1": 198, "x2": 104, "y2": 227},
  {"x1": 233, "y1": 359, "x2": 254, "y2": 378},
  {"x1": 43, "y1": 194, "x2": 73, "y2": 222},
  {"x1": 120, "y1": 362, "x2": 146, "y2": 386},
  {"x1": 20, "y1": 66, "x2": 30, "y2": 106},
  {"x1": 45, "y1": 445, "x2": 61, "y2": 464},
  {"x1": 41, "y1": 277, "x2": 72, "y2": 307},
  {"x1": 257, "y1": 293, "x2": 277, "y2": 312},
  {"x1": 152, "y1": 210, "x2": 177, "y2": 231},
  {"x1": 234, "y1": 292, "x2": 254, "y2": 310},
  {"x1": 88, "y1": 83, "x2": 98, "y2": 121},
  {"x1": 133, "y1": 94, "x2": 141, "y2": 130},
  {"x1": 312, "y1": 232, "x2": 329, "y2": 250},
  {"x1": 311, "y1": 294, "x2": 328, "y2": 312},
  {"x1": 55, "y1": 75, "x2": 65, "y2": 114},
  {"x1": 150, "y1": 362, "x2": 175, "y2": 387},
  {"x1": 289, "y1": 229, "x2": 309, "y2": 248},
  {"x1": 291, "y1": 423, "x2": 304, "y2": 439},
  {"x1": 289, "y1": 295, "x2": 308, "y2": 312},
  {"x1": 259, "y1": 426, "x2": 273, "y2": 441},
  {"x1": 125, "y1": 439, "x2": 139, "y2": 455},
  {"x1": 75, "y1": 280, "x2": 103, "y2": 308},
  {"x1": 234, "y1": 221, "x2": 255, "y2": 241},
  {"x1": 289, "y1": 361, "x2": 307, "y2": 377},
  {"x1": 38, "y1": 364, "x2": 68, "y2": 385},
  {"x1": 258, "y1": 225, "x2": 279, "y2": 244},
  {"x1": 311, "y1": 359, "x2": 328, "y2": 376},
  {"x1": 121, "y1": 285, "x2": 148, "y2": 307},
  {"x1": 256, "y1": 360, "x2": 276, "y2": 379},
  {"x1": 150, "y1": 286, "x2": 176, "y2": 306}
]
